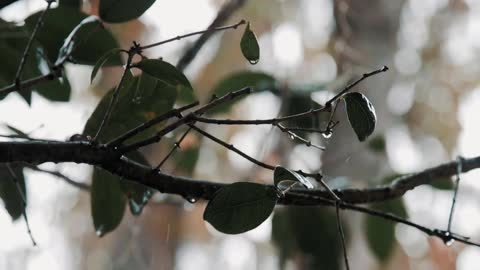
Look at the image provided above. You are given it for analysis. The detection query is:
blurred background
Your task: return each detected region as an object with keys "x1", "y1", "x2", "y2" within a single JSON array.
[{"x1": 1, "y1": 0, "x2": 480, "y2": 269}]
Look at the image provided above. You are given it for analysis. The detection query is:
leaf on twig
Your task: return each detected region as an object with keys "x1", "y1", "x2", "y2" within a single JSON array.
[
  {"x1": 343, "y1": 92, "x2": 376, "y2": 141},
  {"x1": 0, "y1": 164, "x2": 26, "y2": 221},
  {"x1": 0, "y1": 19, "x2": 71, "y2": 103},
  {"x1": 99, "y1": 0, "x2": 156, "y2": 23},
  {"x1": 274, "y1": 166, "x2": 314, "y2": 191},
  {"x1": 83, "y1": 72, "x2": 177, "y2": 143},
  {"x1": 240, "y1": 22, "x2": 260, "y2": 64},
  {"x1": 203, "y1": 182, "x2": 277, "y2": 234},
  {"x1": 25, "y1": 7, "x2": 122, "y2": 66},
  {"x1": 90, "y1": 48, "x2": 123, "y2": 83},
  {"x1": 120, "y1": 151, "x2": 154, "y2": 216},
  {"x1": 91, "y1": 167, "x2": 126, "y2": 237},
  {"x1": 134, "y1": 59, "x2": 193, "y2": 91}
]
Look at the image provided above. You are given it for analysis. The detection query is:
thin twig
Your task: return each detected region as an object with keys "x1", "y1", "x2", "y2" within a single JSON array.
[
  {"x1": 23, "y1": 163, "x2": 90, "y2": 191},
  {"x1": 140, "y1": 20, "x2": 246, "y2": 51},
  {"x1": 447, "y1": 156, "x2": 463, "y2": 232},
  {"x1": 175, "y1": 0, "x2": 247, "y2": 71},
  {"x1": 286, "y1": 191, "x2": 480, "y2": 248},
  {"x1": 275, "y1": 123, "x2": 325, "y2": 150},
  {"x1": 152, "y1": 96, "x2": 219, "y2": 171},
  {"x1": 14, "y1": 0, "x2": 54, "y2": 89},
  {"x1": 0, "y1": 71, "x2": 58, "y2": 96},
  {"x1": 336, "y1": 203, "x2": 350, "y2": 270},
  {"x1": 189, "y1": 123, "x2": 275, "y2": 170},
  {"x1": 325, "y1": 65, "x2": 389, "y2": 106},
  {"x1": 118, "y1": 87, "x2": 252, "y2": 153},
  {"x1": 94, "y1": 52, "x2": 135, "y2": 141},
  {"x1": 191, "y1": 108, "x2": 327, "y2": 126},
  {"x1": 5, "y1": 164, "x2": 36, "y2": 246},
  {"x1": 107, "y1": 101, "x2": 199, "y2": 147},
  {"x1": 190, "y1": 66, "x2": 388, "y2": 127},
  {"x1": 154, "y1": 126, "x2": 193, "y2": 170}
]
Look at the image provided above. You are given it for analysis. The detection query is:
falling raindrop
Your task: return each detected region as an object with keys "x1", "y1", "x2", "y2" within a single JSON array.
[{"x1": 322, "y1": 131, "x2": 332, "y2": 139}]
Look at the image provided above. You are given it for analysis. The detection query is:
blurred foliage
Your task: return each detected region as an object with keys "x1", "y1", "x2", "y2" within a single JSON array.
[{"x1": 272, "y1": 207, "x2": 347, "y2": 270}]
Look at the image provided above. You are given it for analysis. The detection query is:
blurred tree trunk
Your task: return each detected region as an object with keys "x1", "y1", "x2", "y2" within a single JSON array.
[{"x1": 322, "y1": 0, "x2": 404, "y2": 182}]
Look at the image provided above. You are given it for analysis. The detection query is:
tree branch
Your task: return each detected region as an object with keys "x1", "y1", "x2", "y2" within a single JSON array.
[{"x1": 1, "y1": 140, "x2": 479, "y2": 205}]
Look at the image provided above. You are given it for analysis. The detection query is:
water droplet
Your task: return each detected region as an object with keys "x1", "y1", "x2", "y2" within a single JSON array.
[
  {"x1": 96, "y1": 225, "x2": 105, "y2": 237},
  {"x1": 289, "y1": 135, "x2": 295, "y2": 140},
  {"x1": 248, "y1": 59, "x2": 259, "y2": 65},
  {"x1": 129, "y1": 200, "x2": 143, "y2": 216},
  {"x1": 446, "y1": 238, "x2": 455, "y2": 246},
  {"x1": 142, "y1": 190, "x2": 153, "y2": 203},
  {"x1": 183, "y1": 195, "x2": 198, "y2": 204},
  {"x1": 322, "y1": 131, "x2": 332, "y2": 139}
]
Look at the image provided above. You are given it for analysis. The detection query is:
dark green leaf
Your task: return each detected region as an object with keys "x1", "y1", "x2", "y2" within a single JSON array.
[
  {"x1": 91, "y1": 167, "x2": 126, "y2": 236},
  {"x1": 134, "y1": 59, "x2": 193, "y2": 91},
  {"x1": 91, "y1": 48, "x2": 123, "y2": 83},
  {"x1": 0, "y1": 164, "x2": 26, "y2": 221},
  {"x1": 25, "y1": 7, "x2": 122, "y2": 66},
  {"x1": 204, "y1": 182, "x2": 278, "y2": 234},
  {"x1": 274, "y1": 166, "x2": 313, "y2": 190},
  {"x1": 210, "y1": 71, "x2": 276, "y2": 113},
  {"x1": 60, "y1": 0, "x2": 82, "y2": 8},
  {"x1": 0, "y1": 20, "x2": 67, "y2": 103},
  {"x1": 83, "y1": 72, "x2": 177, "y2": 143},
  {"x1": 272, "y1": 208, "x2": 345, "y2": 270},
  {"x1": 366, "y1": 199, "x2": 407, "y2": 263},
  {"x1": 99, "y1": 0, "x2": 156, "y2": 23},
  {"x1": 56, "y1": 16, "x2": 102, "y2": 65},
  {"x1": 240, "y1": 22, "x2": 260, "y2": 64},
  {"x1": 120, "y1": 151, "x2": 154, "y2": 216},
  {"x1": 271, "y1": 209, "x2": 295, "y2": 269},
  {"x1": 343, "y1": 92, "x2": 377, "y2": 141},
  {"x1": 35, "y1": 75, "x2": 71, "y2": 102}
]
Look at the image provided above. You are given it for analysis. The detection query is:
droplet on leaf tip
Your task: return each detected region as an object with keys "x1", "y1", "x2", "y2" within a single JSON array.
[
  {"x1": 322, "y1": 131, "x2": 332, "y2": 139},
  {"x1": 183, "y1": 195, "x2": 198, "y2": 204}
]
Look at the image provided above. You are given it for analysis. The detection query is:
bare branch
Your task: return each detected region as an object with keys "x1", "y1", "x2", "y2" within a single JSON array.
[
  {"x1": 23, "y1": 163, "x2": 90, "y2": 191},
  {"x1": 14, "y1": 0, "x2": 54, "y2": 90},
  {"x1": 140, "y1": 20, "x2": 246, "y2": 51},
  {"x1": 0, "y1": 140, "x2": 478, "y2": 205},
  {"x1": 118, "y1": 87, "x2": 252, "y2": 153},
  {"x1": 176, "y1": 0, "x2": 248, "y2": 71},
  {"x1": 107, "y1": 101, "x2": 199, "y2": 147},
  {"x1": 325, "y1": 65, "x2": 389, "y2": 106}
]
